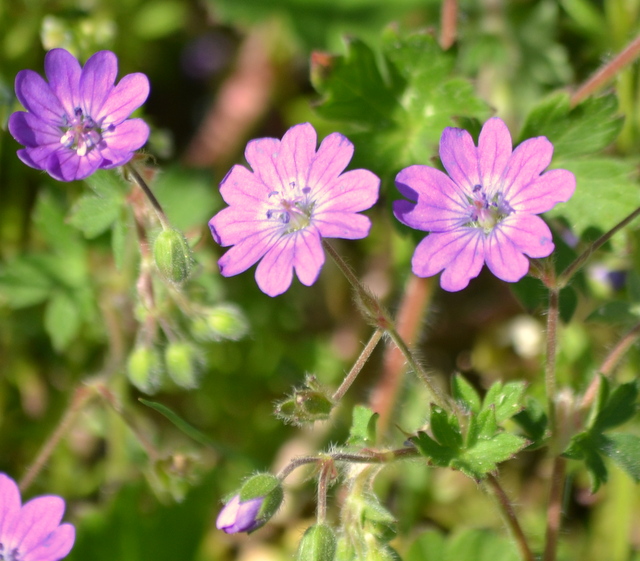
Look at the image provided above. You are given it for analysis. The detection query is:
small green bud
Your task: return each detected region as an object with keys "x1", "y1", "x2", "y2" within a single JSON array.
[
  {"x1": 153, "y1": 228, "x2": 193, "y2": 284},
  {"x1": 165, "y1": 341, "x2": 201, "y2": 389},
  {"x1": 295, "y1": 524, "x2": 337, "y2": 561},
  {"x1": 237, "y1": 473, "x2": 283, "y2": 532},
  {"x1": 192, "y1": 304, "x2": 248, "y2": 342},
  {"x1": 127, "y1": 346, "x2": 162, "y2": 394},
  {"x1": 360, "y1": 494, "x2": 397, "y2": 542},
  {"x1": 275, "y1": 375, "x2": 335, "y2": 425}
]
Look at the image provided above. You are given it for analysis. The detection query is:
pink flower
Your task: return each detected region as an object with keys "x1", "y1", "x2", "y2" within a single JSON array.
[
  {"x1": 0, "y1": 473, "x2": 75, "y2": 561},
  {"x1": 209, "y1": 123, "x2": 380, "y2": 296},
  {"x1": 394, "y1": 117, "x2": 576, "y2": 291},
  {"x1": 8, "y1": 48, "x2": 149, "y2": 181}
]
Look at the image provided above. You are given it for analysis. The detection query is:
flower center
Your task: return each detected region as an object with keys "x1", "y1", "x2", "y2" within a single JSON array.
[
  {"x1": 59, "y1": 107, "x2": 108, "y2": 156},
  {"x1": 465, "y1": 184, "x2": 513, "y2": 233},
  {"x1": 0, "y1": 543, "x2": 20, "y2": 561},
  {"x1": 265, "y1": 181, "x2": 315, "y2": 234}
]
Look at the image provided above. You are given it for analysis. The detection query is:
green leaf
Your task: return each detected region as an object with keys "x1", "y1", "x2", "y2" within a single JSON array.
[
  {"x1": 84, "y1": 168, "x2": 129, "y2": 197},
  {"x1": 513, "y1": 397, "x2": 548, "y2": 448},
  {"x1": 592, "y1": 379, "x2": 638, "y2": 432},
  {"x1": 519, "y1": 93, "x2": 623, "y2": 159},
  {"x1": 453, "y1": 433, "x2": 527, "y2": 480},
  {"x1": 68, "y1": 191, "x2": 123, "y2": 238},
  {"x1": 111, "y1": 213, "x2": 129, "y2": 271},
  {"x1": 347, "y1": 405, "x2": 379, "y2": 448},
  {"x1": 429, "y1": 406, "x2": 463, "y2": 449},
  {"x1": 33, "y1": 191, "x2": 83, "y2": 256},
  {"x1": 446, "y1": 528, "x2": 520, "y2": 561},
  {"x1": 482, "y1": 381, "x2": 527, "y2": 423},
  {"x1": 587, "y1": 301, "x2": 640, "y2": 325},
  {"x1": 0, "y1": 256, "x2": 53, "y2": 308},
  {"x1": 546, "y1": 157, "x2": 640, "y2": 237},
  {"x1": 598, "y1": 433, "x2": 640, "y2": 482},
  {"x1": 452, "y1": 374, "x2": 481, "y2": 414},
  {"x1": 410, "y1": 431, "x2": 456, "y2": 468},
  {"x1": 406, "y1": 529, "x2": 446, "y2": 561},
  {"x1": 44, "y1": 291, "x2": 81, "y2": 351},
  {"x1": 564, "y1": 432, "x2": 609, "y2": 492}
]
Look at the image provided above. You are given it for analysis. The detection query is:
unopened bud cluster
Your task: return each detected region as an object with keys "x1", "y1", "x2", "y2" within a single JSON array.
[{"x1": 275, "y1": 375, "x2": 335, "y2": 425}]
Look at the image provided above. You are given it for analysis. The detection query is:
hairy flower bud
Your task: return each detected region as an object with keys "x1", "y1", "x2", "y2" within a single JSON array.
[
  {"x1": 153, "y1": 228, "x2": 193, "y2": 284},
  {"x1": 192, "y1": 304, "x2": 248, "y2": 342},
  {"x1": 165, "y1": 341, "x2": 201, "y2": 389},
  {"x1": 216, "y1": 473, "x2": 283, "y2": 534},
  {"x1": 275, "y1": 375, "x2": 335, "y2": 425},
  {"x1": 295, "y1": 524, "x2": 337, "y2": 561},
  {"x1": 127, "y1": 346, "x2": 162, "y2": 394}
]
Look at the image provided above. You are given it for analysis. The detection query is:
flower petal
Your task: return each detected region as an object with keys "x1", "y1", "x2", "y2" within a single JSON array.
[
  {"x1": 498, "y1": 213, "x2": 555, "y2": 258},
  {"x1": 273, "y1": 123, "x2": 316, "y2": 190},
  {"x1": 99, "y1": 118, "x2": 149, "y2": 167},
  {"x1": 22, "y1": 523, "x2": 75, "y2": 561},
  {"x1": 0, "y1": 474, "x2": 21, "y2": 539},
  {"x1": 215, "y1": 226, "x2": 278, "y2": 276},
  {"x1": 47, "y1": 149, "x2": 103, "y2": 182},
  {"x1": 10, "y1": 496, "x2": 64, "y2": 554},
  {"x1": 8, "y1": 112, "x2": 61, "y2": 148},
  {"x1": 500, "y1": 136, "x2": 554, "y2": 201},
  {"x1": 245, "y1": 136, "x2": 283, "y2": 189},
  {"x1": 313, "y1": 169, "x2": 379, "y2": 213},
  {"x1": 307, "y1": 132, "x2": 354, "y2": 189},
  {"x1": 255, "y1": 236, "x2": 296, "y2": 297},
  {"x1": 394, "y1": 165, "x2": 468, "y2": 232},
  {"x1": 314, "y1": 211, "x2": 371, "y2": 239},
  {"x1": 218, "y1": 165, "x2": 272, "y2": 207},
  {"x1": 508, "y1": 168, "x2": 576, "y2": 214},
  {"x1": 411, "y1": 229, "x2": 485, "y2": 291},
  {"x1": 485, "y1": 224, "x2": 531, "y2": 282},
  {"x1": 95, "y1": 73, "x2": 150, "y2": 126},
  {"x1": 439, "y1": 126, "x2": 480, "y2": 192},
  {"x1": 79, "y1": 51, "x2": 118, "y2": 119},
  {"x1": 292, "y1": 227, "x2": 324, "y2": 286},
  {"x1": 478, "y1": 117, "x2": 512, "y2": 191},
  {"x1": 15, "y1": 70, "x2": 64, "y2": 125},
  {"x1": 44, "y1": 48, "x2": 81, "y2": 117}
]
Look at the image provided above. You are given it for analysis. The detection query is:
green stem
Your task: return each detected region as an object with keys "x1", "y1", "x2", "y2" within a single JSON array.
[
  {"x1": 124, "y1": 163, "x2": 171, "y2": 230},
  {"x1": 545, "y1": 288, "x2": 559, "y2": 436}
]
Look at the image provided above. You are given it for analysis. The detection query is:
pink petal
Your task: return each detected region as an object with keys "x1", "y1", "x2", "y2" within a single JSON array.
[
  {"x1": 439, "y1": 127, "x2": 480, "y2": 192},
  {"x1": 314, "y1": 211, "x2": 371, "y2": 239},
  {"x1": 478, "y1": 117, "x2": 512, "y2": 192},
  {"x1": 210, "y1": 205, "x2": 271, "y2": 246},
  {"x1": 218, "y1": 165, "x2": 272, "y2": 207},
  {"x1": 394, "y1": 165, "x2": 468, "y2": 232},
  {"x1": 215, "y1": 227, "x2": 279, "y2": 276},
  {"x1": 292, "y1": 227, "x2": 324, "y2": 286},
  {"x1": 484, "y1": 225, "x2": 531, "y2": 282},
  {"x1": 95, "y1": 73, "x2": 150, "y2": 125},
  {"x1": 44, "y1": 49, "x2": 81, "y2": 117},
  {"x1": 411, "y1": 229, "x2": 485, "y2": 291},
  {"x1": 244, "y1": 136, "x2": 283, "y2": 189},
  {"x1": 11, "y1": 496, "x2": 64, "y2": 554},
  {"x1": 272, "y1": 123, "x2": 316, "y2": 191},
  {"x1": 508, "y1": 168, "x2": 576, "y2": 214},
  {"x1": 79, "y1": 51, "x2": 117, "y2": 119},
  {"x1": 22, "y1": 523, "x2": 75, "y2": 561},
  {"x1": 307, "y1": 132, "x2": 354, "y2": 189},
  {"x1": 500, "y1": 136, "x2": 554, "y2": 202},
  {"x1": 313, "y1": 169, "x2": 379, "y2": 213},
  {"x1": 255, "y1": 236, "x2": 296, "y2": 297},
  {"x1": 498, "y1": 214, "x2": 555, "y2": 258},
  {"x1": 15, "y1": 70, "x2": 65, "y2": 125},
  {"x1": 0, "y1": 474, "x2": 21, "y2": 538}
]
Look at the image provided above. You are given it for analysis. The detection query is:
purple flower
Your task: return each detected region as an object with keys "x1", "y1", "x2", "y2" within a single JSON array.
[
  {"x1": 216, "y1": 495, "x2": 264, "y2": 534},
  {"x1": 209, "y1": 123, "x2": 380, "y2": 297},
  {"x1": 0, "y1": 473, "x2": 75, "y2": 561},
  {"x1": 8, "y1": 48, "x2": 149, "y2": 182},
  {"x1": 394, "y1": 117, "x2": 576, "y2": 291}
]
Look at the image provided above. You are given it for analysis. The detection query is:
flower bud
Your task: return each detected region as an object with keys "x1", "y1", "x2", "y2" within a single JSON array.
[
  {"x1": 127, "y1": 346, "x2": 162, "y2": 394},
  {"x1": 275, "y1": 375, "x2": 335, "y2": 425},
  {"x1": 153, "y1": 228, "x2": 193, "y2": 284},
  {"x1": 165, "y1": 341, "x2": 201, "y2": 389},
  {"x1": 217, "y1": 473, "x2": 283, "y2": 534},
  {"x1": 295, "y1": 524, "x2": 337, "y2": 561},
  {"x1": 192, "y1": 304, "x2": 248, "y2": 342},
  {"x1": 361, "y1": 494, "x2": 397, "y2": 542}
]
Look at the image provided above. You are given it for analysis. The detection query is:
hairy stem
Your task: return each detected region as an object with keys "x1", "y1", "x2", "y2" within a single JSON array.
[
  {"x1": 543, "y1": 457, "x2": 567, "y2": 561},
  {"x1": 570, "y1": 34, "x2": 640, "y2": 107},
  {"x1": 440, "y1": 0, "x2": 458, "y2": 49},
  {"x1": 486, "y1": 474, "x2": 535, "y2": 561},
  {"x1": 332, "y1": 329, "x2": 384, "y2": 402},
  {"x1": 20, "y1": 385, "x2": 96, "y2": 492},
  {"x1": 124, "y1": 163, "x2": 171, "y2": 230},
  {"x1": 317, "y1": 460, "x2": 333, "y2": 524},
  {"x1": 545, "y1": 288, "x2": 559, "y2": 435}
]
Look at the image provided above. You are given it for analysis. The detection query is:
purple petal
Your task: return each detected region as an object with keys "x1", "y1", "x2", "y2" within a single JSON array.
[
  {"x1": 255, "y1": 235, "x2": 296, "y2": 296},
  {"x1": 498, "y1": 214, "x2": 555, "y2": 258},
  {"x1": 22, "y1": 523, "x2": 75, "y2": 561},
  {"x1": 314, "y1": 211, "x2": 371, "y2": 239},
  {"x1": 79, "y1": 51, "x2": 117, "y2": 119},
  {"x1": 307, "y1": 132, "x2": 354, "y2": 189},
  {"x1": 439, "y1": 126, "x2": 480, "y2": 192},
  {"x1": 46, "y1": 149, "x2": 103, "y2": 182},
  {"x1": 95, "y1": 73, "x2": 150, "y2": 126},
  {"x1": 11, "y1": 496, "x2": 64, "y2": 554},
  {"x1": 478, "y1": 117, "x2": 512, "y2": 191},
  {"x1": 411, "y1": 229, "x2": 485, "y2": 292},
  {"x1": 15, "y1": 70, "x2": 64, "y2": 125},
  {"x1": 484, "y1": 225, "x2": 531, "y2": 282},
  {"x1": 245, "y1": 136, "x2": 283, "y2": 189},
  {"x1": 215, "y1": 227, "x2": 278, "y2": 276},
  {"x1": 508, "y1": 168, "x2": 576, "y2": 214},
  {"x1": 0, "y1": 474, "x2": 21, "y2": 539},
  {"x1": 209, "y1": 205, "x2": 272, "y2": 247},
  {"x1": 500, "y1": 136, "x2": 553, "y2": 202},
  {"x1": 394, "y1": 165, "x2": 468, "y2": 232},
  {"x1": 218, "y1": 165, "x2": 272, "y2": 206},
  {"x1": 17, "y1": 145, "x2": 62, "y2": 173},
  {"x1": 273, "y1": 123, "x2": 317, "y2": 190},
  {"x1": 99, "y1": 118, "x2": 149, "y2": 167},
  {"x1": 292, "y1": 227, "x2": 324, "y2": 286},
  {"x1": 8, "y1": 112, "x2": 61, "y2": 149},
  {"x1": 216, "y1": 496, "x2": 263, "y2": 534},
  {"x1": 44, "y1": 49, "x2": 81, "y2": 117},
  {"x1": 313, "y1": 169, "x2": 379, "y2": 213}
]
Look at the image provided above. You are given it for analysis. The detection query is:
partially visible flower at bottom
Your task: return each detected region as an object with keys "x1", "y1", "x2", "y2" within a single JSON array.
[
  {"x1": 216, "y1": 495, "x2": 264, "y2": 534},
  {"x1": 209, "y1": 122, "x2": 380, "y2": 296},
  {"x1": 0, "y1": 473, "x2": 75, "y2": 561},
  {"x1": 394, "y1": 117, "x2": 576, "y2": 291}
]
